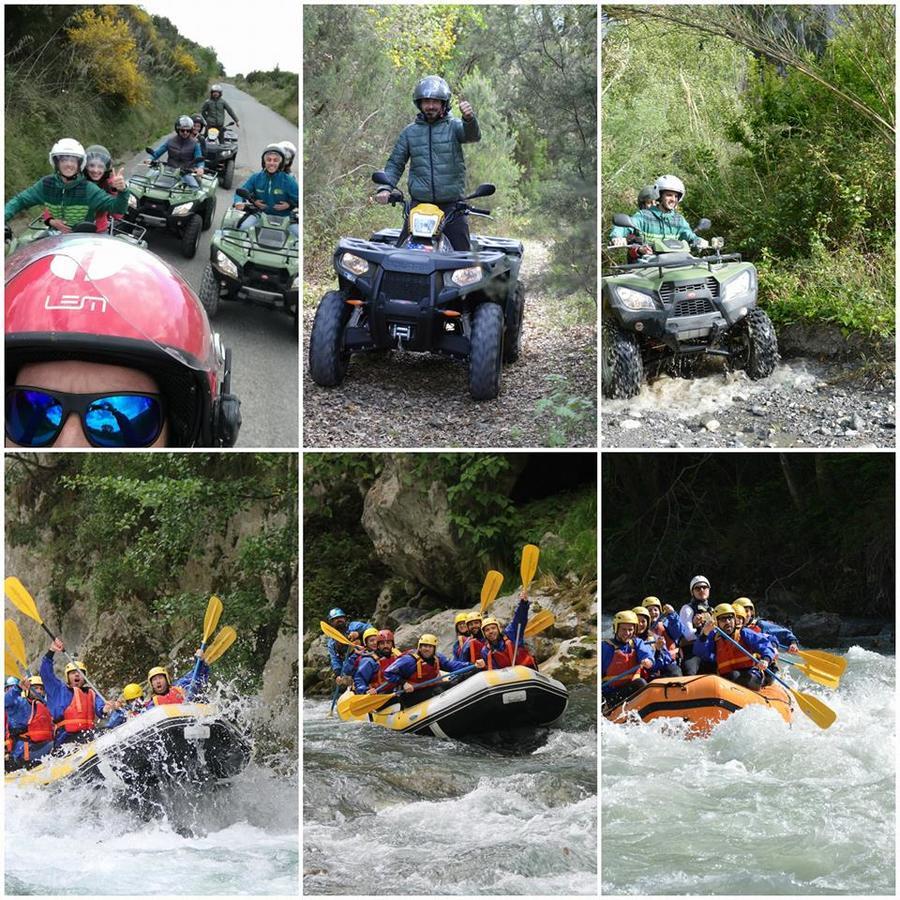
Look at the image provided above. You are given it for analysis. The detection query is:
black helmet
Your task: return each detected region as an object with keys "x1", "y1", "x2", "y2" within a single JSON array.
[
  {"x1": 413, "y1": 75, "x2": 451, "y2": 114},
  {"x1": 175, "y1": 115, "x2": 194, "y2": 132},
  {"x1": 84, "y1": 144, "x2": 112, "y2": 176},
  {"x1": 637, "y1": 184, "x2": 659, "y2": 206},
  {"x1": 192, "y1": 113, "x2": 206, "y2": 128}
]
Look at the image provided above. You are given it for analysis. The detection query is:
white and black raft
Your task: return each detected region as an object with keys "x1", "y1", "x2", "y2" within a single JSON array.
[
  {"x1": 5, "y1": 702, "x2": 251, "y2": 791},
  {"x1": 337, "y1": 667, "x2": 569, "y2": 739}
]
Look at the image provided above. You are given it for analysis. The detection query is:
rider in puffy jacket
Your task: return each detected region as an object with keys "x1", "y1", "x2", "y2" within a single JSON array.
[
  {"x1": 149, "y1": 116, "x2": 205, "y2": 187},
  {"x1": 375, "y1": 75, "x2": 480, "y2": 250},
  {"x1": 610, "y1": 174, "x2": 707, "y2": 252},
  {"x1": 233, "y1": 144, "x2": 298, "y2": 236},
  {"x1": 201, "y1": 84, "x2": 240, "y2": 130}
]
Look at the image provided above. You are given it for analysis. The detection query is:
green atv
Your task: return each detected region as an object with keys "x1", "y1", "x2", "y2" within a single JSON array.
[
  {"x1": 5, "y1": 217, "x2": 148, "y2": 256},
  {"x1": 602, "y1": 214, "x2": 777, "y2": 399},
  {"x1": 124, "y1": 152, "x2": 218, "y2": 259},
  {"x1": 198, "y1": 188, "x2": 298, "y2": 323}
]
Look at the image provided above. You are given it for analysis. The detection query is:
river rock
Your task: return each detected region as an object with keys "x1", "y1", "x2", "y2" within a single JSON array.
[{"x1": 540, "y1": 637, "x2": 597, "y2": 684}]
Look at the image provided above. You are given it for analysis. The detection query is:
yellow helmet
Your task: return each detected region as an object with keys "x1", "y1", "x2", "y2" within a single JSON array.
[
  {"x1": 465, "y1": 611, "x2": 483, "y2": 624},
  {"x1": 122, "y1": 683, "x2": 143, "y2": 701},
  {"x1": 613, "y1": 610, "x2": 639, "y2": 630},
  {"x1": 362, "y1": 627, "x2": 379, "y2": 642},
  {"x1": 734, "y1": 596, "x2": 754, "y2": 611},
  {"x1": 480, "y1": 616, "x2": 501, "y2": 629},
  {"x1": 732, "y1": 599, "x2": 747, "y2": 612},
  {"x1": 632, "y1": 606, "x2": 650, "y2": 620},
  {"x1": 64, "y1": 660, "x2": 87, "y2": 677},
  {"x1": 28, "y1": 675, "x2": 43, "y2": 687},
  {"x1": 147, "y1": 666, "x2": 170, "y2": 682},
  {"x1": 642, "y1": 596, "x2": 662, "y2": 610},
  {"x1": 713, "y1": 603, "x2": 736, "y2": 619},
  {"x1": 417, "y1": 634, "x2": 438, "y2": 647},
  {"x1": 454, "y1": 612, "x2": 469, "y2": 625}
]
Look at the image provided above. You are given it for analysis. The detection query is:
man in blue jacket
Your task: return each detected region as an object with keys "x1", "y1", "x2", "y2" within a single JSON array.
[
  {"x1": 383, "y1": 633, "x2": 479, "y2": 707},
  {"x1": 5, "y1": 676, "x2": 54, "y2": 769},
  {"x1": 233, "y1": 144, "x2": 298, "y2": 236},
  {"x1": 325, "y1": 608, "x2": 374, "y2": 687},
  {"x1": 374, "y1": 75, "x2": 480, "y2": 250},
  {"x1": 693, "y1": 603, "x2": 775, "y2": 690},
  {"x1": 148, "y1": 116, "x2": 206, "y2": 187}
]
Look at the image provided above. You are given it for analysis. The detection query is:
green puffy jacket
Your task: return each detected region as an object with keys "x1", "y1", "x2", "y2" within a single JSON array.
[
  {"x1": 4, "y1": 172, "x2": 130, "y2": 226},
  {"x1": 201, "y1": 96, "x2": 239, "y2": 129},
  {"x1": 383, "y1": 112, "x2": 480, "y2": 203},
  {"x1": 609, "y1": 206, "x2": 701, "y2": 244}
]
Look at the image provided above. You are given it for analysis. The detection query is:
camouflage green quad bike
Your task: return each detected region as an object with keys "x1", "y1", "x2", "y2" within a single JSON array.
[
  {"x1": 198, "y1": 187, "x2": 298, "y2": 324},
  {"x1": 602, "y1": 213, "x2": 777, "y2": 399},
  {"x1": 124, "y1": 152, "x2": 218, "y2": 259},
  {"x1": 5, "y1": 216, "x2": 148, "y2": 256}
]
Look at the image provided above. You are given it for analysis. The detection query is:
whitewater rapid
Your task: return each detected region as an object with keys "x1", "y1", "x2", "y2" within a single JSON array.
[
  {"x1": 303, "y1": 685, "x2": 597, "y2": 895},
  {"x1": 602, "y1": 646, "x2": 895, "y2": 895}
]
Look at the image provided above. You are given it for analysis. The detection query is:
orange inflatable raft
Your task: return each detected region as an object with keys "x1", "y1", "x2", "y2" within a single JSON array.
[{"x1": 603, "y1": 674, "x2": 793, "y2": 736}]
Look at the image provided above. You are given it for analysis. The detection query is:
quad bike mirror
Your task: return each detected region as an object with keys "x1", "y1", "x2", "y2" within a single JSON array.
[
  {"x1": 467, "y1": 183, "x2": 496, "y2": 199},
  {"x1": 145, "y1": 147, "x2": 155, "y2": 155},
  {"x1": 613, "y1": 213, "x2": 636, "y2": 229},
  {"x1": 695, "y1": 218, "x2": 712, "y2": 232},
  {"x1": 371, "y1": 171, "x2": 395, "y2": 187},
  {"x1": 235, "y1": 188, "x2": 252, "y2": 201}
]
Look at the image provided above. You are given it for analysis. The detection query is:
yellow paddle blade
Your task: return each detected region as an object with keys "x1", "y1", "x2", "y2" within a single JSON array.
[
  {"x1": 320, "y1": 620, "x2": 354, "y2": 646},
  {"x1": 520, "y1": 544, "x2": 540, "y2": 590},
  {"x1": 347, "y1": 691, "x2": 396, "y2": 716},
  {"x1": 480, "y1": 570, "x2": 504, "y2": 615},
  {"x1": 202, "y1": 595, "x2": 224, "y2": 643},
  {"x1": 5, "y1": 650, "x2": 21, "y2": 679},
  {"x1": 790, "y1": 686, "x2": 837, "y2": 730},
  {"x1": 4, "y1": 578, "x2": 43, "y2": 625},
  {"x1": 5, "y1": 619, "x2": 27, "y2": 669},
  {"x1": 790, "y1": 661, "x2": 840, "y2": 690},
  {"x1": 795, "y1": 648, "x2": 847, "y2": 675},
  {"x1": 204, "y1": 626, "x2": 236, "y2": 664},
  {"x1": 524, "y1": 610, "x2": 555, "y2": 637}
]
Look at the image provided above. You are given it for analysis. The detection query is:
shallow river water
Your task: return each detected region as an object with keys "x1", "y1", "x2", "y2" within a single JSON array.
[
  {"x1": 303, "y1": 684, "x2": 597, "y2": 895},
  {"x1": 602, "y1": 646, "x2": 895, "y2": 895}
]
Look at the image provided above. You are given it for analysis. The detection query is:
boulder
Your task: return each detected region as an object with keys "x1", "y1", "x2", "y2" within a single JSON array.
[{"x1": 540, "y1": 637, "x2": 597, "y2": 684}]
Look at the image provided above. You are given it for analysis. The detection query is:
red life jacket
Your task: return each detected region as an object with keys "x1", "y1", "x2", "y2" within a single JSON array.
[
  {"x1": 377, "y1": 650, "x2": 400, "y2": 674},
  {"x1": 406, "y1": 651, "x2": 441, "y2": 685},
  {"x1": 24, "y1": 699, "x2": 53, "y2": 743},
  {"x1": 714, "y1": 630, "x2": 756, "y2": 675},
  {"x1": 62, "y1": 688, "x2": 97, "y2": 733},
  {"x1": 603, "y1": 639, "x2": 641, "y2": 680},
  {"x1": 465, "y1": 638, "x2": 484, "y2": 664},
  {"x1": 149, "y1": 684, "x2": 186, "y2": 706},
  {"x1": 485, "y1": 636, "x2": 536, "y2": 671},
  {"x1": 652, "y1": 620, "x2": 679, "y2": 656}
]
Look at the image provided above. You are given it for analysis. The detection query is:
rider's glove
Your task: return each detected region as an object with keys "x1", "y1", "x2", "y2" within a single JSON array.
[{"x1": 694, "y1": 238, "x2": 709, "y2": 250}]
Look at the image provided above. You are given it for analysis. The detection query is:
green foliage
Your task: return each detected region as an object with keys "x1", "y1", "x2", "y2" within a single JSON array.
[
  {"x1": 535, "y1": 374, "x2": 597, "y2": 447},
  {"x1": 602, "y1": 6, "x2": 895, "y2": 336},
  {"x1": 234, "y1": 69, "x2": 298, "y2": 125}
]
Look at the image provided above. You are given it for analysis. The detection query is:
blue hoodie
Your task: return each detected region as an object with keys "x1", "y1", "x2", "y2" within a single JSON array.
[
  {"x1": 327, "y1": 621, "x2": 373, "y2": 674},
  {"x1": 233, "y1": 170, "x2": 298, "y2": 217}
]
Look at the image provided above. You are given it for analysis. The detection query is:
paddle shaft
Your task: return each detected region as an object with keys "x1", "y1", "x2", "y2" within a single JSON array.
[
  {"x1": 602, "y1": 665, "x2": 641, "y2": 692},
  {"x1": 45, "y1": 628, "x2": 107, "y2": 705},
  {"x1": 712, "y1": 627, "x2": 786, "y2": 692},
  {"x1": 385, "y1": 664, "x2": 479, "y2": 698}
]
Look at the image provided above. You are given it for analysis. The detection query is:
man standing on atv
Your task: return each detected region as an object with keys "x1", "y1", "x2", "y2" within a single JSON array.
[
  {"x1": 610, "y1": 174, "x2": 708, "y2": 256},
  {"x1": 374, "y1": 75, "x2": 480, "y2": 250},
  {"x1": 201, "y1": 84, "x2": 240, "y2": 131}
]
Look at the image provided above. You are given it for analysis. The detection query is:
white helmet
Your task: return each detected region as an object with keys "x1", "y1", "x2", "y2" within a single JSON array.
[
  {"x1": 49, "y1": 138, "x2": 86, "y2": 170},
  {"x1": 276, "y1": 140, "x2": 296, "y2": 164},
  {"x1": 690, "y1": 575, "x2": 710, "y2": 591},
  {"x1": 655, "y1": 174, "x2": 685, "y2": 201}
]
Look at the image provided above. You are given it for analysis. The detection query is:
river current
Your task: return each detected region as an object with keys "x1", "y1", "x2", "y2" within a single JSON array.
[
  {"x1": 303, "y1": 684, "x2": 597, "y2": 895},
  {"x1": 602, "y1": 645, "x2": 895, "y2": 895}
]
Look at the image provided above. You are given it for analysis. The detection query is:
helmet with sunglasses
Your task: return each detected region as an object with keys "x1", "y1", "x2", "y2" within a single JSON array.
[
  {"x1": 175, "y1": 115, "x2": 194, "y2": 132},
  {"x1": 5, "y1": 236, "x2": 241, "y2": 447}
]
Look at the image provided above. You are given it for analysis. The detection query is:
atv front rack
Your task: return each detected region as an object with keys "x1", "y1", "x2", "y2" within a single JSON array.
[{"x1": 606, "y1": 252, "x2": 743, "y2": 278}]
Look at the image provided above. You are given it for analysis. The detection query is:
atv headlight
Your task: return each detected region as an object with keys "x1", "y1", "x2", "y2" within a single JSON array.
[
  {"x1": 127, "y1": 193, "x2": 138, "y2": 209},
  {"x1": 172, "y1": 202, "x2": 194, "y2": 217},
  {"x1": 340, "y1": 252, "x2": 370, "y2": 276},
  {"x1": 722, "y1": 270, "x2": 753, "y2": 302},
  {"x1": 448, "y1": 266, "x2": 482, "y2": 288},
  {"x1": 411, "y1": 211, "x2": 440, "y2": 238},
  {"x1": 615, "y1": 286, "x2": 656, "y2": 311},
  {"x1": 214, "y1": 250, "x2": 238, "y2": 279}
]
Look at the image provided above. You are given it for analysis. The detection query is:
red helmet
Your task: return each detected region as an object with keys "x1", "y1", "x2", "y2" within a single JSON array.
[
  {"x1": 5, "y1": 236, "x2": 240, "y2": 446},
  {"x1": 377, "y1": 629, "x2": 394, "y2": 643}
]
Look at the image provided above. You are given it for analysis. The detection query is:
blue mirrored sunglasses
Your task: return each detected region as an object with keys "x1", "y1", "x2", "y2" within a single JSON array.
[{"x1": 6, "y1": 387, "x2": 165, "y2": 448}]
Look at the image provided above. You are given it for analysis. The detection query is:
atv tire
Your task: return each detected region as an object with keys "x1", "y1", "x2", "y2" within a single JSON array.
[
  {"x1": 181, "y1": 214, "x2": 202, "y2": 259},
  {"x1": 199, "y1": 264, "x2": 220, "y2": 319},
  {"x1": 502, "y1": 283, "x2": 525, "y2": 364},
  {"x1": 734, "y1": 308, "x2": 777, "y2": 380},
  {"x1": 309, "y1": 290, "x2": 352, "y2": 386},
  {"x1": 221, "y1": 159, "x2": 235, "y2": 191},
  {"x1": 601, "y1": 323, "x2": 644, "y2": 399},
  {"x1": 469, "y1": 302, "x2": 504, "y2": 400},
  {"x1": 201, "y1": 196, "x2": 217, "y2": 231}
]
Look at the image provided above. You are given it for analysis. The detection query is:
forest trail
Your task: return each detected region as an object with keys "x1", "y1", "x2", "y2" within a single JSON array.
[
  {"x1": 601, "y1": 357, "x2": 895, "y2": 448},
  {"x1": 302, "y1": 237, "x2": 596, "y2": 448}
]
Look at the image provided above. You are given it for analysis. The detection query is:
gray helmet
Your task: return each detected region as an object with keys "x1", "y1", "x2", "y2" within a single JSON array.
[
  {"x1": 210, "y1": 84, "x2": 223, "y2": 95},
  {"x1": 192, "y1": 113, "x2": 206, "y2": 128},
  {"x1": 413, "y1": 75, "x2": 451, "y2": 112},
  {"x1": 175, "y1": 115, "x2": 194, "y2": 132},
  {"x1": 84, "y1": 144, "x2": 112, "y2": 177},
  {"x1": 261, "y1": 143, "x2": 286, "y2": 170},
  {"x1": 638, "y1": 184, "x2": 659, "y2": 205},
  {"x1": 655, "y1": 174, "x2": 686, "y2": 201}
]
